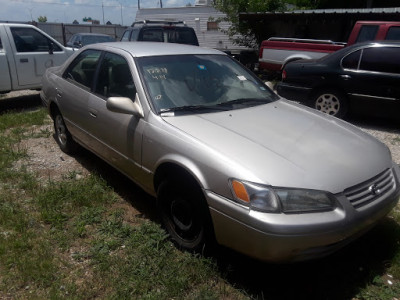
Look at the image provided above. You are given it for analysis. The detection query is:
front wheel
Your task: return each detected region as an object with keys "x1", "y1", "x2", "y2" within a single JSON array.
[
  {"x1": 157, "y1": 180, "x2": 210, "y2": 252},
  {"x1": 311, "y1": 89, "x2": 348, "y2": 118},
  {"x1": 54, "y1": 113, "x2": 79, "y2": 154}
]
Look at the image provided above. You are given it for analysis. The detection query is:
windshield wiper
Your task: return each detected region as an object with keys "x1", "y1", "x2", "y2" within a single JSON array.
[
  {"x1": 160, "y1": 104, "x2": 229, "y2": 115},
  {"x1": 216, "y1": 98, "x2": 270, "y2": 108}
]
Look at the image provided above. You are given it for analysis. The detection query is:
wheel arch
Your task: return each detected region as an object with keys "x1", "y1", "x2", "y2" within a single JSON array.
[
  {"x1": 49, "y1": 101, "x2": 61, "y2": 120},
  {"x1": 153, "y1": 160, "x2": 205, "y2": 195},
  {"x1": 281, "y1": 55, "x2": 309, "y2": 70},
  {"x1": 309, "y1": 85, "x2": 348, "y2": 102}
]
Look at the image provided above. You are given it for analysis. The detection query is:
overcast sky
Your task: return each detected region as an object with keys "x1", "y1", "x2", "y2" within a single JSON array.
[{"x1": 0, "y1": 0, "x2": 196, "y2": 26}]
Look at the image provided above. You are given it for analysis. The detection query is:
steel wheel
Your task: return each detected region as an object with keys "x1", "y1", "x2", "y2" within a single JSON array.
[{"x1": 157, "y1": 180, "x2": 209, "y2": 251}]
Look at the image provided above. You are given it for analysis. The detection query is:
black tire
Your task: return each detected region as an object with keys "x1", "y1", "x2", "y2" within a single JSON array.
[
  {"x1": 311, "y1": 89, "x2": 348, "y2": 118},
  {"x1": 53, "y1": 112, "x2": 79, "y2": 154},
  {"x1": 157, "y1": 179, "x2": 211, "y2": 252}
]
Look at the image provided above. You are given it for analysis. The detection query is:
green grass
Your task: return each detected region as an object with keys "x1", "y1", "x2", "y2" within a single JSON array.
[{"x1": 0, "y1": 107, "x2": 399, "y2": 299}]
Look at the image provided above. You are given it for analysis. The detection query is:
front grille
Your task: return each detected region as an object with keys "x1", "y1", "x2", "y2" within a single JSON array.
[{"x1": 344, "y1": 168, "x2": 396, "y2": 209}]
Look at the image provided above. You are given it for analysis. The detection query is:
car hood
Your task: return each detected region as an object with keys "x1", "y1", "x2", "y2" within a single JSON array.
[{"x1": 162, "y1": 100, "x2": 392, "y2": 193}]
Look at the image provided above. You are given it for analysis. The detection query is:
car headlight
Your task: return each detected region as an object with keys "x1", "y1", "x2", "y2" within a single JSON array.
[{"x1": 229, "y1": 179, "x2": 335, "y2": 213}]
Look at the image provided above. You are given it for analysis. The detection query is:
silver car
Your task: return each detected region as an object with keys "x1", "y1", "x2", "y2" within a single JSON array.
[{"x1": 40, "y1": 42, "x2": 400, "y2": 262}]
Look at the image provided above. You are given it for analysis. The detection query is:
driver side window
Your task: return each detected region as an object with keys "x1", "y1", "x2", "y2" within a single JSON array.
[
  {"x1": 10, "y1": 27, "x2": 62, "y2": 52},
  {"x1": 94, "y1": 52, "x2": 136, "y2": 100}
]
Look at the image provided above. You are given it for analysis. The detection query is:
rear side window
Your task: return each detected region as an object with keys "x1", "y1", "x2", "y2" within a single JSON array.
[
  {"x1": 386, "y1": 26, "x2": 400, "y2": 40},
  {"x1": 63, "y1": 49, "x2": 101, "y2": 89},
  {"x1": 356, "y1": 25, "x2": 379, "y2": 43},
  {"x1": 342, "y1": 50, "x2": 361, "y2": 70},
  {"x1": 359, "y1": 47, "x2": 400, "y2": 74},
  {"x1": 10, "y1": 27, "x2": 62, "y2": 52}
]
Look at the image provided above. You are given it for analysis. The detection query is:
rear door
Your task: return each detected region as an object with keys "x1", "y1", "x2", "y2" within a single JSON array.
[
  {"x1": 341, "y1": 45, "x2": 400, "y2": 116},
  {"x1": 356, "y1": 46, "x2": 400, "y2": 102},
  {"x1": 58, "y1": 49, "x2": 102, "y2": 144},
  {"x1": 8, "y1": 26, "x2": 69, "y2": 87}
]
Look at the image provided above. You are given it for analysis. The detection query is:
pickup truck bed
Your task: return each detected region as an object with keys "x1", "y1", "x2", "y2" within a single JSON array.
[
  {"x1": 259, "y1": 37, "x2": 345, "y2": 72},
  {"x1": 258, "y1": 21, "x2": 400, "y2": 74}
]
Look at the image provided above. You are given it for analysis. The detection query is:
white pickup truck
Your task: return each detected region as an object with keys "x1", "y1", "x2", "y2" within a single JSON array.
[{"x1": 0, "y1": 23, "x2": 74, "y2": 94}]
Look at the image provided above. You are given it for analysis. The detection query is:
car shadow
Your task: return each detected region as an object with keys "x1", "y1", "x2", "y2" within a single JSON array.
[
  {"x1": 63, "y1": 145, "x2": 159, "y2": 221},
  {"x1": 0, "y1": 91, "x2": 42, "y2": 114},
  {"x1": 209, "y1": 216, "x2": 400, "y2": 299},
  {"x1": 347, "y1": 113, "x2": 400, "y2": 132},
  {"x1": 66, "y1": 145, "x2": 400, "y2": 299}
]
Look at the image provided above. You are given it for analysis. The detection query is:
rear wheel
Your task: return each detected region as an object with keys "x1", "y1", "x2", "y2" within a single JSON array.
[
  {"x1": 311, "y1": 89, "x2": 348, "y2": 118},
  {"x1": 54, "y1": 112, "x2": 79, "y2": 154},
  {"x1": 157, "y1": 179, "x2": 211, "y2": 252}
]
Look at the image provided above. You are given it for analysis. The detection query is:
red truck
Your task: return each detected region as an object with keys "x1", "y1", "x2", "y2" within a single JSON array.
[{"x1": 258, "y1": 21, "x2": 400, "y2": 74}]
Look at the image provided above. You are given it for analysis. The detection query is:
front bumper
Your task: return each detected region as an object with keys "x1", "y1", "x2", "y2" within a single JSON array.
[{"x1": 206, "y1": 165, "x2": 400, "y2": 262}]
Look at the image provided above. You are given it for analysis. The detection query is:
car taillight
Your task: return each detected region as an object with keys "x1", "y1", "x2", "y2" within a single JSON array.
[{"x1": 282, "y1": 70, "x2": 287, "y2": 81}]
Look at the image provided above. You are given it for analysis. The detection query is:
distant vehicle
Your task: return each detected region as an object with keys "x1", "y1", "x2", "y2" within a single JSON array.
[
  {"x1": 0, "y1": 23, "x2": 74, "y2": 94},
  {"x1": 259, "y1": 21, "x2": 400, "y2": 74},
  {"x1": 66, "y1": 33, "x2": 115, "y2": 48},
  {"x1": 121, "y1": 20, "x2": 199, "y2": 46},
  {"x1": 41, "y1": 42, "x2": 400, "y2": 263},
  {"x1": 277, "y1": 41, "x2": 400, "y2": 119}
]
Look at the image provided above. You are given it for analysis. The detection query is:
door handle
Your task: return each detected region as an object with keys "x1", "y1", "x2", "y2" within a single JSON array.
[
  {"x1": 89, "y1": 109, "x2": 97, "y2": 118},
  {"x1": 340, "y1": 75, "x2": 351, "y2": 80},
  {"x1": 20, "y1": 58, "x2": 29, "y2": 63},
  {"x1": 55, "y1": 88, "x2": 62, "y2": 98}
]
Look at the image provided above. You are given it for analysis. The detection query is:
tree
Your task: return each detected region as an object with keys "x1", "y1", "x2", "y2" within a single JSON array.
[
  {"x1": 37, "y1": 16, "x2": 47, "y2": 23},
  {"x1": 213, "y1": 0, "x2": 286, "y2": 47}
]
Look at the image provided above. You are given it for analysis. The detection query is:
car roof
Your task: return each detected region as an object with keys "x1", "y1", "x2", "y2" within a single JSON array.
[
  {"x1": 86, "y1": 42, "x2": 225, "y2": 57},
  {"x1": 320, "y1": 40, "x2": 400, "y2": 62}
]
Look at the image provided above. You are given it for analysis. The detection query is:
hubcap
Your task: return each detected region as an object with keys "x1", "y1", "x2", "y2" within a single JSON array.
[
  {"x1": 315, "y1": 94, "x2": 340, "y2": 116},
  {"x1": 55, "y1": 115, "x2": 67, "y2": 146}
]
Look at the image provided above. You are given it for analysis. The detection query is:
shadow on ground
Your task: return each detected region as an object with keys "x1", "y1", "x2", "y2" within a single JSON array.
[
  {"x1": 0, "y1": 91, "x2": 42, "y2": 114},
  {"x1": 210, "y1": 217, "x2": 400, "y2": 299},
  {"x1": 67, "y1": 144, "x2": 400, "y2": 300}
]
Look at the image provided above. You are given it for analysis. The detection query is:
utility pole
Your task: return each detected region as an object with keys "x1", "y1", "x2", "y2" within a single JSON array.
[
  {"x1": 160, "y1": 0, "x2": 163, "y2": 8},
  {"x1": 119, "y1": 2, "x2": 123, "y2": 25},
  {"x1": 102, "y1": 1, "x2": 105, "y2": 25},
  {"x1": 138, "y1": 0, "x2": 140, "y2": 10}
]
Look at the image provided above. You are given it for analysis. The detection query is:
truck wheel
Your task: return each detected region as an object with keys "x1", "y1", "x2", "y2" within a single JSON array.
[
  {"x1": 157, "y1": 179, "x2": 210, "y2": 252},
  {"x1": 311, "y1": 89, "x2": 348, "y2": 118},
  {"x1": 54, "y1": 113, "x2": 79, "y2": 154}
]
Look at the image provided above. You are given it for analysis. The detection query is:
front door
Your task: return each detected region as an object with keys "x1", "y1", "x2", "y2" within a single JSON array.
[
  {"x1": 9, "y1": 26, "x2": 69, "y2": 87},
  {"x1": 87, "y1": 51, "x2": 144, "y2": 181}
]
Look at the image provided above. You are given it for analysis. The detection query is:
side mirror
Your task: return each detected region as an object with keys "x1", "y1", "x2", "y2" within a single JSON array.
[{"x1": 106, "y1": 93, "x2": 144, "y2": 118}]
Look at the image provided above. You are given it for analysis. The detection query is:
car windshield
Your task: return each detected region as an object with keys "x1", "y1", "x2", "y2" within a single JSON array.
[{"x1": 137, "y1": 54, "x2": 278, "y2": 114}]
